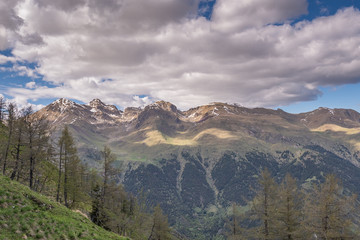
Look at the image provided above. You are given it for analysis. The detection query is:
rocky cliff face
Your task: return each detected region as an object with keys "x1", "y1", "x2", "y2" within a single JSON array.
[{"x1": 33, "y1": 98, "x2": 360, "y2": 238}]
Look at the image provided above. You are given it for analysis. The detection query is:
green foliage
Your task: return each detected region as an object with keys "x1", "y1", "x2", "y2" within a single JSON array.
[
  {"x1": 90, "y1": 183, "x2": 110, "y2": 229},
  {"x1": 0, "y1": 175, "x2": 127, "y2": 240},
  {"x1": 148, "y1": 204, "x2": 172, "y2": 240}
]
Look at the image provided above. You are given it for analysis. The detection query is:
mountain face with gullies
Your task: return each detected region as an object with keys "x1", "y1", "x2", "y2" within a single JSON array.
[{"x1": 34, "y1": 98, "x2": 360, "y2": 238}]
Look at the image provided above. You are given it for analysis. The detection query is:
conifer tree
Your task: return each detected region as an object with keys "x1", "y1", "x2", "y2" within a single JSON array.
[
  {"x1": 275, "y1": 173, "x2": 303, "y2": 240},
  {"x1": 57, "y1": 126, "x2": 80, "y2": 207},
  {"x1": 226, "y1": 203, "x2": 246, "y2": 240},
  {"x1": 23, "y1": 106, "x2": 49, "y2": 189},
  {"x1": 10, "y1": 108, "x2": 26, "y2": 180},
  {"x1": 101, "y1": 145, "x2": 118, "y2": 203},
  {"x1": 90, "y1": 183, "x2": 110, "y2": 229},
  {"x1": 0, "y1": 96, "x2": 5, "y2": 122},
  {"x1": 303, "y1": 174, "x2": 357, "y2": 239},
  {"x1": 148, "y1": 204, "x2": 172, "y2": 240},
  {"x1": 2, "y1": 102, "x2": 17, "y2": 174},
  {"x1": 249, "y1": 168, "x2": 278, "y2": 240}
]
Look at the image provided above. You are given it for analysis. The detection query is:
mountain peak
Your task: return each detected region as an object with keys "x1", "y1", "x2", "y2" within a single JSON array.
[
  {"x1": 53, "y1": 98, "x2": 75, "y2": 106},
  {"x1": 147, "y1": 100, "x2": 178, "y2": 112},
  {"x1": 89, "y1": 98, "x2": 105, "y2": 107},
  {"x1": 49, "y1": 98, "x2": 77, "y2": 113}
]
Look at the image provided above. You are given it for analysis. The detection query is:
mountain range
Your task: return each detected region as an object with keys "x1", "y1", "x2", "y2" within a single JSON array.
[{"x1": 33, "y1": 98, "x2": 360, "y2": 238}]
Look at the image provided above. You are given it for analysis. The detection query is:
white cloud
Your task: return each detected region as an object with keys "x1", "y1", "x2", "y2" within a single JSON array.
[
  {"x1": 25, "y1": 81, "x2": 36, "y2": 88},
  {"x1": 0, "y1": 54, "x2": 15, "y2": 64},
  {"x1": 212, "y1": 0, "x2": 308, "y2": 32},
  {"x1": 2, "y1": 0, "x2": 360, "y2": 110}
]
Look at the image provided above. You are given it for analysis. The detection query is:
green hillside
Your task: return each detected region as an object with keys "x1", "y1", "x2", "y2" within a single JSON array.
[{"x1": 0, "y1": 175, "x2": 128, "y2": 240}]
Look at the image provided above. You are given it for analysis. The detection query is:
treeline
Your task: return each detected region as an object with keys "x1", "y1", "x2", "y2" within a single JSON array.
[
  {"x1": 0, "y1": 98, "x2": 173, "y2": 240},
  {"x1": 226, "y1": 169, "x2": 358, "y2": 240}
]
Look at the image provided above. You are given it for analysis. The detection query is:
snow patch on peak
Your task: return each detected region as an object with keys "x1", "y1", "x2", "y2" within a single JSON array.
[
  {"x1": 317, "y1": 107, "x2": 335, "y2": 115},
  {"x1": 54, "y1": 98, "x2": 74, "y2": 106},
  {"x1": 52, "y1": 98, "x2": 76, "y2": 113},
  {"x1": 212, "y1": 107, "x2": 219, "y2": 116}
]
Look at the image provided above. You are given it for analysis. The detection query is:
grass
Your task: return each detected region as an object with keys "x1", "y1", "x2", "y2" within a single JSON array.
[
  {"x1": 135, "y1": 128, "x2": 238, "y2": 147},
  {"x1": 311, "y1": 124, "x2": 360, "y2": 135},
  {"x1": 0, "y1": 175, "x2": 129, "y2": 240}
]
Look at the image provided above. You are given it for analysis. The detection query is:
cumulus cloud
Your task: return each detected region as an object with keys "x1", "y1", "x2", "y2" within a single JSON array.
[
  {"x1": 25, "y1": 81, "x2": 36, "y2": 89},
  {"x1": 2, "y1": 0, "x2": 360, "y2": 110},
  {"x1": 212, "y1": 0, "x2": 308, "y2": 32}
]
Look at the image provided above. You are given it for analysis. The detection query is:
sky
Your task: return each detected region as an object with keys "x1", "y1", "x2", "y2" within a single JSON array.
[{"x1": 1, "y1": 0, "x2": 360, "y2": 113}]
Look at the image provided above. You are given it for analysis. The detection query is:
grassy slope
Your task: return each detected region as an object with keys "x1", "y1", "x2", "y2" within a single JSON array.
[{"x1": 0, "y1": 175, "x2": 128, "y2": 240}]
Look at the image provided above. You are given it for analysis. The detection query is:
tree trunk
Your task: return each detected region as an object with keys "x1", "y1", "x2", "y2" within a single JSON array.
[
  {"x1": 264, "y1": 189, "x2": 269, "y2": 240},
  {"x1": 287, "y1": 196, "x2": 292, "y2": 240},
  {"x1": 64, "y1": 150, "x2": 68, "y2": 207},
  {"x1": 2, "y1": 125, "x2": 13, "y2": 174},
  {"x1": 10, "y1": 128, "x2": 22, "y2": 180},
  {"x1": 29, "y1": 135, "x2": 34, "y2": 189},
  {"x1": 56, "y1": 144, "x2": 63, "y2": 202}
]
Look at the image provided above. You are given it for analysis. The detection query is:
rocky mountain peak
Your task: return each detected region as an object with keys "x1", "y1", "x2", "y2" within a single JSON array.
[
  {"x1": 89, "y1": 98, "x2": 105, "y2": 108},
  {"x1": 88, "y1": 99, "x2": 120, "y2": 114},
  {"x1": 53, "y1": 98, "x2": 75, "y2": 106},
  {"x1": 49, "y1": 98, "x2": 78, "y2": 112},
  {"x1": 146, "y1": 100, "x2": 178, "y2": 113}
]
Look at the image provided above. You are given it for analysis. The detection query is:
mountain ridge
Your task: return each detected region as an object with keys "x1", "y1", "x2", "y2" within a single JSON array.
[{"x1": 35, "y1": 98, "x2": 360, "y2": 128}]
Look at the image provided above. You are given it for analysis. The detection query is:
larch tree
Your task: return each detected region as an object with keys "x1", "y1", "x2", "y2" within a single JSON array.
[
  {"x1": 10, "y1": 108, "x2": 26, "y2": 180},
  {"x1": 226, "y1": 203, "x2": 247, "y2": 240},
  {"x1": 275, "y1": 173, "x2": 304, "y2": 240},
  {"x1": 249, "y1": 168, "x2": 278, "y2": 240},
  {"x1": 57, "y1": 125, "x2": 80, "y2": 207},
  {"x1": 2, "y1": 102, "x2": 17, "y2": 175},
  {"x1": 23, "y1": 106, "x2": 49, "y2": 189},
  {"x1": 303, "y1": 174, "x2": 357, "y2": 239},
  {"x1": 148, "y1": 204, "x2": 172, "y2": 240},
  {"x1": 101, "y1": 145, "x2": 118, "y2": 203},
  {"x1": 0, "y1": 96, "x2": 5, "y2": 122}
]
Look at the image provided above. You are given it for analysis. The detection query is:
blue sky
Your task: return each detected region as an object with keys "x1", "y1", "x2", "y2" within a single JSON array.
[{"x1": 1, "y1": 0, "x2": 360, "y2": 112}]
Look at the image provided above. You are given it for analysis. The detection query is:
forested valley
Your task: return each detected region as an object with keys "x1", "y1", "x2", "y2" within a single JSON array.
[{"x1": 0, "y1": 98, "x2": 359, "y2": 239}]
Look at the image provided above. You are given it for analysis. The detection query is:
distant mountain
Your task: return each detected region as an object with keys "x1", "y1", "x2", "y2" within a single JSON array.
[{"x1": 33, "y1": 98, "x2": 360, "y2": 239}]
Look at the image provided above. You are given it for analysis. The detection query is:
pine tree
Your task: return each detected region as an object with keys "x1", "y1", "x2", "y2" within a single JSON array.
[{"x1": 303, "y1": 174, "x2": 357, "y2": 239}]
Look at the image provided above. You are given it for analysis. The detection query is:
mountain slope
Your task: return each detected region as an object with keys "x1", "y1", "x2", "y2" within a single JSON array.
[
  {"x1": 33, "y1": 98, "x2": 360, "y2": 239},
  {"x1": 0, "y1": 175, "x2": 127, "y2": 240}
]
